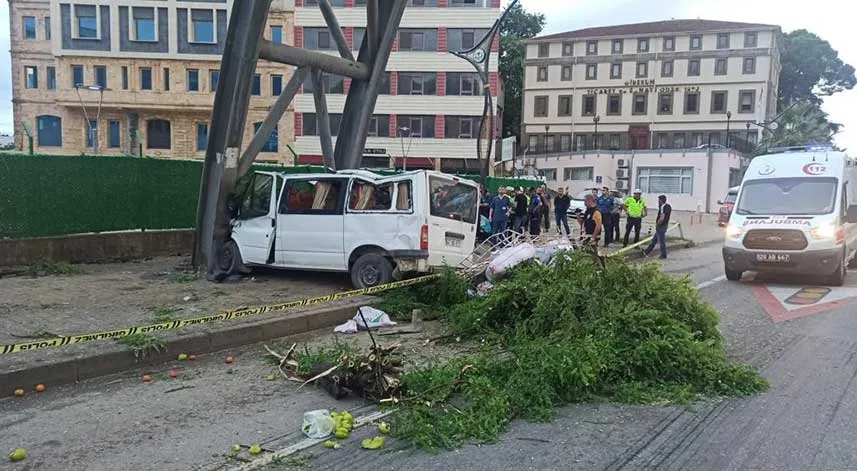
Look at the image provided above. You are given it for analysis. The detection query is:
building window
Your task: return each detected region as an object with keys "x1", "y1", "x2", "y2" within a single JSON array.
[
  {"x1": 637, "y1": 167, "x2": 693, "y2": 194},
  {"x1": 586, "y1": 40, "x2": 598, "y2": 55},
  {"x1": 147, "y1": 119, "x2": 171, "y2": 149},
  {"x1": 445, "y1": 116, "x2": 480, "y2": 138},
  {"x1": 711, "y1": 91, "x2": 728, "y2": 113},
  {"x1": 684, "y1": 92, "x2": 700, "y2": 114},
  {"x1": 398, "y1": 115, "x2": 435, "y2": 138},
  {"x1": 582, "y1": 95, "x2": 596, "y2": 116},
  {"x1": 561, "y1": 65, "x2": 572, "y2": 81},
  {"x1": 607, "y1": 94, "x2": 621, "y2": 115},
  {"x1": 716, "y1": 33, "x2": 730, "y2": 49},
  {"x1": 302, "y1": 113, "x2": 343, "y2": 136},
  {"x1": 71, "y1": 65, "x2": 84, "y2": 87},
  {"x1": 714, "y1": 58, "x2": 728, "y2": 76},
  {"x1": 536, "y1": 66, "x2": 548, "y2": 82},
  {"x1": 45, "y1": 17, "x2": 51, "y2": 40},
  {"x1": 562, "y1": 42, "x2": 573, "y2": 56},
  {"x1": 448, "y1": 28, "x2": 488, "y2": 50},
  {"x1": 534, "y1": 96, "x2": 548, "y2": 117},
  {"x1": 558, "y1": 95, "x2": 572, "y2": 116},
  {"x1": 656, "y1": 133, "x2": 668, "y2": 149},
  {"x1": 661, "y1": 60, "x2": 673, "y2": 77},
  {"x1": 586, "y1": 64, "x2": 597, "y2": 80},
  {"x1": 95, "y1": 65, "x2": 107, "y2": 88},
  {"x1": 611, "y1": 39, "x2": 623, "y2": 54},
  {"x1": 658, "y1": 93, "x2": 673, "y2": 114},
  {"x1": 559, "y1": 134, "x2": 571, "y2": 151},
  {"x1": 398, "y1": 72, "x2": 437, "y2": 95},
  {"x1": 210, "y1": 70, "x2": 220, "y2": 91},
  {"x1": 36, "y1": 115, "x2": 62, "y2": 147},
  {"x1": 271, "y1": 25, "x2": 283, "y2": 44},
  {"x1": 637, "y1": 38, "x2": 649, "y2": 52},
  {"x1": 743, "y1": 57, "x2": 756, "y2": 74},
  {"x1": 303, "y1": 73, "x2": 345, "y2": 94},
  {"x1": 739, "y1": 90, "x2": 756, "y2": 113},
  {"x1": 687, "y1": 59, "x2": 700, "y2": 76},
  {"x1": 636, "y1": 61, "x2": 648, "y2": 78},
  {"x1": 305, "y1": 28, "x2": 332, "y2": 49},
  {"x1": 565, "y1": 167, "x2": 593, "y2": 181},
  {"x1": 191, "y1": 9, "x2": 215, "y2": 43},
  {"x1": 610, "y1": 62, "x2": 622, "y2": 79},
  {"x1": 271, "y1": 74, "x2": 282, "y2": 96},
  {"x1": 25, "y1": 66, "x2": 38, "y2": 89},
  {"x1": 75, "y1": 5, "x2": 98, "y2": 39},
  {"x1": 253, "y1": 123, "x2": 279, "y2": 152},
  {"x1": 608, "y1": 133, "x2": 621, "y2": 150},
  {"x1": 398, "y1": 29, "x2": 437, "y2": 51},
  {"x1": 663, "y1": 36, "x2": 675, "y2": 51},
  {"x1": 140, "y1": 67, "x2": 152, "y2": 90},
  {"x1": 186, "y1": 69, "x2": 199, "y2": 91},
  {"x1": 365, "y1": 115, "x2": 390, "y2": 137},
  {"x1": 132, "y1": 7, "x2": 156, "y2": 41},
  {"x1": 690, "y1": 35, "x2": 702, "y2": 50},
  {"x1": 23, "y1": 16, "x2": 37, "y2": 39},
  {"x1": 163, "y1": 67, "x2": 170, "y2": 91},
  {"x1": 86, "y1": 119, "x2": 97, "y2": 148},
  {"x1": 538, "y1": 43, "x2": 549, "y2": 57},
  {"x1": 47, "y1": 66, "x2": 56, "y2": 89},
  {"x1": 673, "y1": 133, "x2": 685, "y2": 149},
  {"x1": 251, "y1": 74, "x2": 261, "y2": 95},
  {"x1": 446, "y1": 72, "x2": 478, "y2": 96},
  {"x1": 539, "y1": 168, "x2": 557, "y2": 180},
  {"x1": 527, "y1": 135, "x2": 538, "y2": 151},
  {"x1": 632, "y1": 93, "x2": 647, "y2": 115},
  {"x1": 709, "y1": 132, "x2": 723, "y2": 146},
  {"x1": 108, "y1": 120, "x2": 121, "y2": 148},
  {"x1": 744, "y1": 32, "x2": 758, "y2": 48},
  {"x1": 196, "y1": 123, "x2": 208, "y2": 151}
]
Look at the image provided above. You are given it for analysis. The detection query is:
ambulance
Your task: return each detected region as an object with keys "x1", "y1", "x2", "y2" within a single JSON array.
[{"x1": 722, "y1": 145, "x2": 857, "y2": 286}]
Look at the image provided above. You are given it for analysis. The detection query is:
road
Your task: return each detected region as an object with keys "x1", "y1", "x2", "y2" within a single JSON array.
[{"x1": 4, "y1": 243, "x2": 857, "y2": 471}]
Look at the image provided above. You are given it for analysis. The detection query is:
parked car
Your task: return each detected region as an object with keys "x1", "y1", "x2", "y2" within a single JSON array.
[
  {"x1": 717, "y1": 185, "x2": 740, "y2": 226},
  {"x1": 567, "y1": 188, "x2": 601, "y2": 217},
  {"x1": 221, "y1": 169, "x2": 480, "y2": 288}
]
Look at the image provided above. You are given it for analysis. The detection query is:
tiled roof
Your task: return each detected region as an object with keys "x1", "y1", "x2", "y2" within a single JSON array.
[{"x1": 533, "y1": 19, "x2": 779, "y2": 41}]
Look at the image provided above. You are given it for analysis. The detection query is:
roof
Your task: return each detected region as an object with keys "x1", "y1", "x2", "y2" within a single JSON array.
[{"x1": 533, "y1": 19, "x2": 779, "y2": 41}]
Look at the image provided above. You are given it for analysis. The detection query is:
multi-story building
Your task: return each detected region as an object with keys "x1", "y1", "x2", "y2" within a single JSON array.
[
  {"x1": 291, "y1": 0, "x2": 502, "y2": 173},
  {"x1": 10, "y1": 0, "x2": 501, "y2": 171},
  {"x1": 521, "y1": 19, "x2": 783, "y2": 211}
]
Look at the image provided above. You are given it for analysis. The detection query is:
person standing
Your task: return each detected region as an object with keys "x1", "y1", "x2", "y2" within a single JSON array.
[
  {"x1": 553, "y1": 187, "x2": 571, "y2": 236},
  {"x1": 596, "y1": 187, "x2": 615, "y2": 247},
  {"x1": 579, "y1": 194, "x2": 602, "y2": 249},
  {"x1": 512, "y1": 187, "x2": 528, "y2": 234},
  {"x1": 539, "y1": 186, "x2": 551, "y2": 231},
  {"x1": 611, "y1": 190, "x2": 622, "y2": 244},
  {"x1": 643, "y1": 194, "x2": 671, "y2": 259},
  {"x1": 488, "y1": 186, "x2": 511, "y2": 243},
  {"x1": 528, "y1": 187, "x2": 543, "y2": 235},
  {"x1": 623, "y1": 189, "x2": 647, "y2": 246}
]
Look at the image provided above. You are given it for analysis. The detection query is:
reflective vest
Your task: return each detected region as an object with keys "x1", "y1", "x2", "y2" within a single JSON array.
[{"x1": 624, "y1": 197, "x2": 646, "y2": 218}]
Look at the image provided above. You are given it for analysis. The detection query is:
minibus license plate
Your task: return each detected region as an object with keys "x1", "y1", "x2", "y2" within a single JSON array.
[
  {"x1": 446, "y1": 237, "x2": 462, "y2": 248},
  {"x1": 756, "y1": 253, "x2": 790, "y2": 263}
]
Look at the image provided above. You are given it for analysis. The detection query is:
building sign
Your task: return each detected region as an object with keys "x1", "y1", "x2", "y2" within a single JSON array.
[
  {"x1": 363, "y1": 148, "x2": 387, "y2": 155},
  {"x1": 585, "y1": 80, "x2": 700, "y2": 96}
]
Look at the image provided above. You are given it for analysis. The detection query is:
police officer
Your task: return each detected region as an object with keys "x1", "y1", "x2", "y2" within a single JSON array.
[{"x1": 622, "y1": 189, "x2": 647, "y2": 247}]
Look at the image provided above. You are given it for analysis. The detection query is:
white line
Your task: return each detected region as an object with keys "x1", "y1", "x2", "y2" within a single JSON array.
[{"x1": 696, "y1": 275, "x2": 726, "y2": 290}]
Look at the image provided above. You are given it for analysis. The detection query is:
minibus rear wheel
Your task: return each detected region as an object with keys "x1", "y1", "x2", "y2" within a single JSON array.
[{"x1": 350, "y1": 253, "x2": 393, "y2": 289}]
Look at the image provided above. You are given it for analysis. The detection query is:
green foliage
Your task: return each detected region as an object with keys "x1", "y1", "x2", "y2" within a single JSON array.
[
  {"x1": 116, "y1": 333, "x2": 166, "y2": 359},
  {"x1": 499, "y1": 4, "x2": 546, "y2": 139},
  {"x1": 758, "y1": 101, "x2": 838, "y2": 150},
  {"x1": 779, "y1": 29, "x2": 856, "y2": 110},
  {"x1": 24, "y1": 260, "x2": 83, "y2": 277},
  {"x1": 387, "y1": 252, "x2": 768, "y2": 450},
  {"x1": 376, "y1": 268, "x2": 469, "y2": 321}
]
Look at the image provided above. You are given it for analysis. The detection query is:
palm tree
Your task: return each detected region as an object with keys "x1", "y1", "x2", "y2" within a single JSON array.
[{"x1": 758, "y1": 101, "x2": 839, "y2": 150}]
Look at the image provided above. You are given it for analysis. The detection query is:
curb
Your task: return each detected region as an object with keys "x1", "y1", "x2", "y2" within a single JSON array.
[{"x1": 0, "y1": 296, "x2": 376, "y2": 391}]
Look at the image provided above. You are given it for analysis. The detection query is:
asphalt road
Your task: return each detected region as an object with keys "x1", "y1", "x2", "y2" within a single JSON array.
[{"x1": 3, "y1": 244, "x2": 857, "y2": 471}]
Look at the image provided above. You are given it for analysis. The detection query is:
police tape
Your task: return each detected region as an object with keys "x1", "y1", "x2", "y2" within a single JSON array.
[{"x1": 0, "y1": 274, "x2": 440, "y2": 356}]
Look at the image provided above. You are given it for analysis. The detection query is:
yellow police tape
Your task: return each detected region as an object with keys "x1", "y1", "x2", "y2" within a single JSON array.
[{"x1": 0, "y1": 274, "x2": 439, "y2": 356}]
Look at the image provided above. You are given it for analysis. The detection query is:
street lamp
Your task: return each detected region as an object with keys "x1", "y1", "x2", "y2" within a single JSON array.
[
  {"x1": 592, "y1": 115, "x2": 601, "y2": 150},
  {"x1": 745, "y1": 122, "x2": 751, "y2": 153},
  {"x1": 74, "y1": 84, "x2": 105, "y2": 155},
  {"x1": 398, "y1": 126, "x2": 413, "y2": 171},
  {"x1": 726, "y1": 110, "x2": 732, "y2": 149},
  {"x1": 543, "y1": 124, "x2": 550, "y2": 155}
]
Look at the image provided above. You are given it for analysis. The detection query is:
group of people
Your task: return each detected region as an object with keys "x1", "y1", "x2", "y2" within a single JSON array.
[{"x1": 481, "y1": 184, "x2": 672, "y2": 259}]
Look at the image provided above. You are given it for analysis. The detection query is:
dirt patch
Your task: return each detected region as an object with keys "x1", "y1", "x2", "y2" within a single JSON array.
[{"x1": 0, "y1": 256, "x2": 351, "y2": 345}]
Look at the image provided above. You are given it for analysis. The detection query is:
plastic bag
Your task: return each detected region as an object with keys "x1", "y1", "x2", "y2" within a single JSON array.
[
  {"x1": 355, "y1": 306, "x2": 397, "y2": 330},
  {"x1": 486, "y1": 243, "x2": 536, "y2": 281},
  {"x1": 302, "y1": 409, "x2": 335, "y2": 439}
]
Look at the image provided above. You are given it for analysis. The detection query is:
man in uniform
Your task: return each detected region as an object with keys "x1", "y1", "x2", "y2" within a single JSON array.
[
  {"x1": 622, "y1": 189, "x2": 647, "y2": 247},
  {"x1": 596, "y1": 187, "x2": 615, "y2": 247}
]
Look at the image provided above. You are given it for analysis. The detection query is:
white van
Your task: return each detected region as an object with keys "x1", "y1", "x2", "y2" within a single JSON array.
[
  {"x1": 722, "y1": 145, "x2": 857, "y2": 285},
  {"x1": 218, "y1": 169, "x2": 479, "y2": 288}
]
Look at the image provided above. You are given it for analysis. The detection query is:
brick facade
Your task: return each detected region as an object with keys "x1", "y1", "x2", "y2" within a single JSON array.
[
  {"x1": 437, "y1": 28, "x2": 447, "y2": 52},
  {"x1": 434, "y1": 115, "x2": 445, "y2": 139},
  {"x1": 294, "y1": 27, "x2": 303, "y2": 48},
  {"x1": 389, "y1": 72, "x2": 398, "y2": 96},
  {"x1": 436, "y1": 72, "x2": 446, "y2": 96},
  {"x1": 388, "y1": 114, "x2": 398, "y2": 138},
  {"x1": 344, "y1": 27, "x2": 354, "y2": 49}
]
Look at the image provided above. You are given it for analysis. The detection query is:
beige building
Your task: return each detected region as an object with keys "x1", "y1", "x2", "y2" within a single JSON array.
[
  {"x1": 10, "y1": 0, "x2": 295, "y2": 161},
  {"x1": 519, "y1": 19, "x2": 782, "y2": 212}
]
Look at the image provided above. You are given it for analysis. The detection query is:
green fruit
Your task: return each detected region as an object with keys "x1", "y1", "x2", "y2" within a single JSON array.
[
  {"x1": 248, "y1": 444, "x2": 262, "y2": 455},
  {"x1": 334, "y1": 428, "x2": 349, "y2": 439},
  {"x1": 9, "y1": 448, "x2": 26, "y2": 462},
  {"x1": 177, "y1": 353, "x2": 188, "y2": 361},
  {"x1": 377, "y1": 422, "x2": 391, "y2": 434},
  {"x1": 265, "y1": 374, "x2": 276, "y2": 381},
  {"x1": 342, "y1": 411, "x2": 353, "y2": 422},
  {"x1": 361, "y1": 436, "x2": 385, "y2": 449},
  {"x1": 231, "y1": 444, "x2": 241, "y2": 453},
  {"x1": 323, "y1": 440, "x2": 341, "y2": 449}
]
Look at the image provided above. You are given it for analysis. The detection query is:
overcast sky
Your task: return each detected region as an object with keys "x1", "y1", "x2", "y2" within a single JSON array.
[{"x1": 0, "y1": 1, "x2": 854, "y2": 149}]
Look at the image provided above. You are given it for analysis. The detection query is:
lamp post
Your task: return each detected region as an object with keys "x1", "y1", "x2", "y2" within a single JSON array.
[
  {"x1": 74, "y1": 84, "x2": 105, "y2": 155},
  {"x1": 593, "y1": 115, "x2": 601, "y2": 150},
  {"x1": 726, "y1": 110, "x2": 732, "y2": 149},
  {"x1": 543, "y1": 124, "x2": 550, "y2": 155},
  {"x1": 398, "y1": 126, "x2": 412, "y2": 171},
  {"x1": 745, "y1": 122, "x2": 751, "y2": 153}
]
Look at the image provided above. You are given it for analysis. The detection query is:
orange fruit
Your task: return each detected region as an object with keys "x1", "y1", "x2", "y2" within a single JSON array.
[
  {"x1": 13, "y1": 389, "x2": 24, "y2": 397},
  {"x1": 225, "y1": 356, "x2": 234, "y2": 364},
  {"x1": 142, "y1": 375, "x2": 152, "y2": 382},
  {"x1": 189, "y1": 355, "x2": 197, "y2": 361},
  {"x1": 34, "y1": 384, "x2": 46, "y2": 393},
  {"x1": 169, "y1": 370, "x2": 178, "y2": 378}
]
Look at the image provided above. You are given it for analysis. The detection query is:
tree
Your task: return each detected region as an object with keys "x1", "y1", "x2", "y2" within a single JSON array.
[
  {"x1": 758, "y1": 101, "x2": 838, "y2": 150},
  {"x1": 778, "y1": 29, "x2": 856, "y2": 110},
  {"x1": 499, "y1": 4, "x2": 545, "y2": 140}
]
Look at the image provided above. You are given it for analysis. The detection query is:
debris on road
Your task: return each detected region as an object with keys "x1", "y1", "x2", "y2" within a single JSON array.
[
  {"x1": 333, "y1": 306, "x2": 397, "y2": 334},
  {"x1": 8, "y1": 448, "x2": 26, "y2": 462}
]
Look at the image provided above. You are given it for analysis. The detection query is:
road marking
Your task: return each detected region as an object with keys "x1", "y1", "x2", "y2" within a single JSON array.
[{"x1": 696, "y1": 275, "x2": 726, "y2": 290}]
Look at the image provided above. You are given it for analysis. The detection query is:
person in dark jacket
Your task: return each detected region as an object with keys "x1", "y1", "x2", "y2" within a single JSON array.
[
  {"x1": 553, "y1": 187, "x2": 571, "y2": 236},
  {"x1": 528, "y1": 187, "x2": 543, "y2": 235},
  {"x1": 512, "y1": 187, "x2": 528, "y2": 234}
]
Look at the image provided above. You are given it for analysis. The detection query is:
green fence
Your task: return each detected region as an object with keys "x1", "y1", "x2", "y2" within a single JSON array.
[{"x1": 0, "y1": 153, "x2": 542, "y2": 239}]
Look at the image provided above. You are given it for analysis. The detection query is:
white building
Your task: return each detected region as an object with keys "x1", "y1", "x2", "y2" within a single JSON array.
[
  {"x1": 521, "y1": 19, "x2": 783, "y2": 211},
  {"x1": 292, "y1": 0, "x2": 502, "y2": 173}
]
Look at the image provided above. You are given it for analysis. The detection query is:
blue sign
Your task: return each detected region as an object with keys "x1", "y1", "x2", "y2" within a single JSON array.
[{"x1": 595, "y1": 176, "x2": 603, "y2": 184}]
